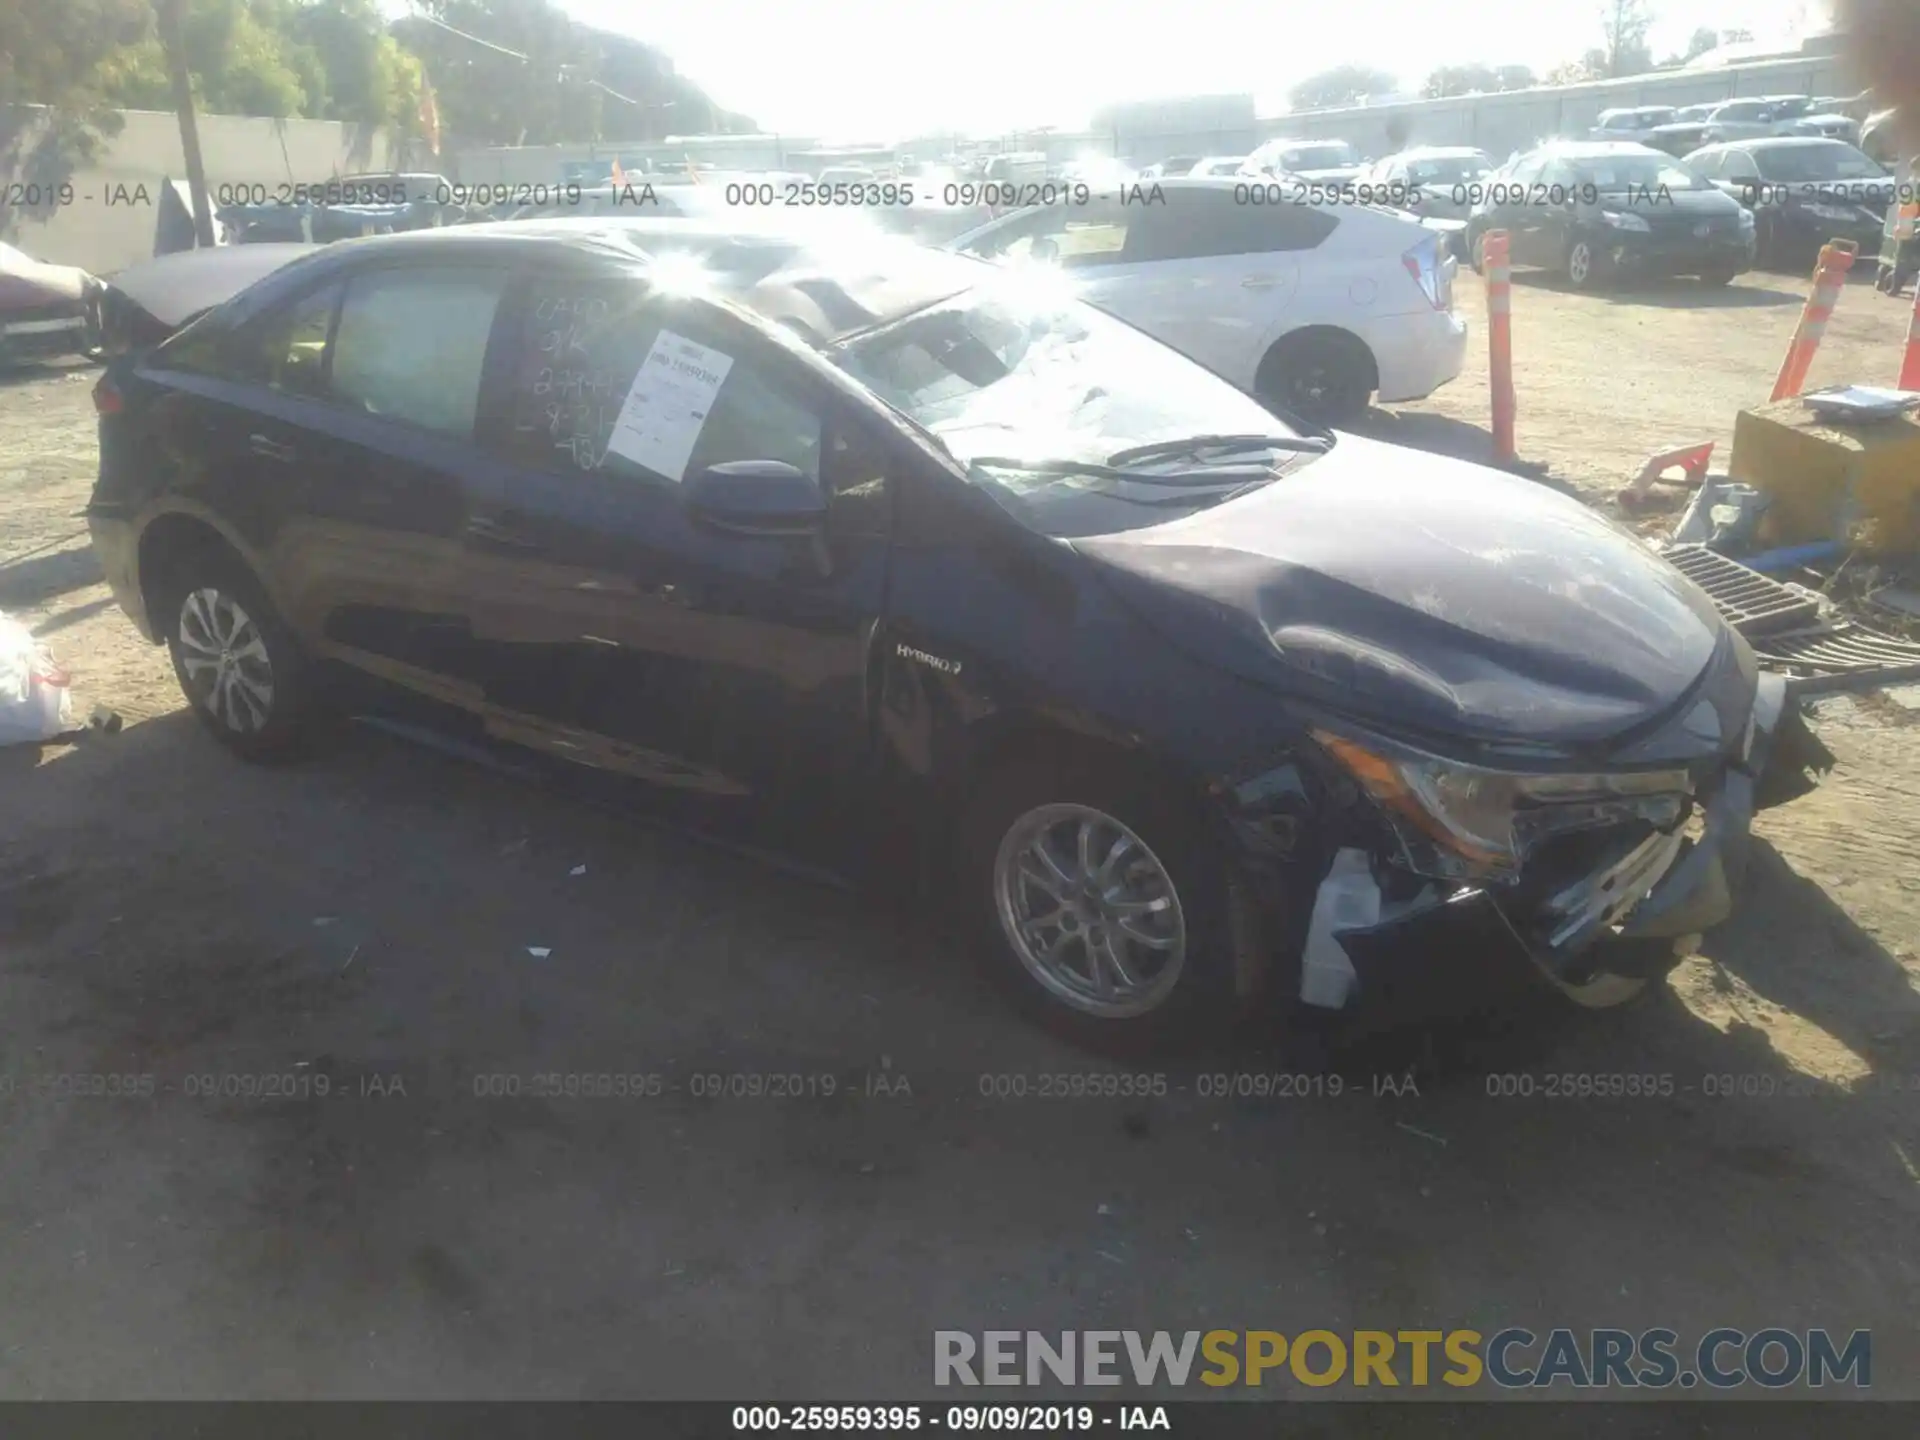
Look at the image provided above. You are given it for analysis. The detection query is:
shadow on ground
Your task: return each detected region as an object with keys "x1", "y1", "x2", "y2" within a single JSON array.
[
  {"x1": 0, "y1": 541, "x2": 102, "y2": 611},
  {"x1": 1512, "y1": 270, "x2": 1805, "y2": 309},
  {"x1": 3, "y1": 703, "x2": 1919, "y2": 1397}
]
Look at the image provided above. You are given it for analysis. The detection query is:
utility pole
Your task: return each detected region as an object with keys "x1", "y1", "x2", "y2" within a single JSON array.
[{"x1": 155, "y1": 0, "x2": 216, "y2": 247}]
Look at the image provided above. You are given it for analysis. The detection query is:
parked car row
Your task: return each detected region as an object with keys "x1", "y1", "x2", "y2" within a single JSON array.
[
  {"x1": 1638, "y1": 95, "x2": 1865, "y2": 156},
  {"x1": 84, "y1": 216, "x2": 1831, "y2": 1050}
]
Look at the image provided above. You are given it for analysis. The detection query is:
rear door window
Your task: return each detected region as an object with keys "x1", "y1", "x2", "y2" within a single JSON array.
[
  {"x1": 967, "y1": 200, "x2": 1133, "y2": 268},
  {"x1": 328, "y1": 267, "x2": 509, "y2": 438},
  {"x1": 1123, "y1": 190, "x2": 1336, "y2": 261}
]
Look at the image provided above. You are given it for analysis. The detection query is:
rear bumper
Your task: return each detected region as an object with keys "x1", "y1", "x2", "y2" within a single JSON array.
[
  {"x1": 1369, "y1": 308, "x2": 1468, "y2": 404},
  {"x1": 86, "y1": 511, "x2": 156, "y2": 641},
  {"x1": 1601, "y1": 230, "x2": 1755, "y2": 275},
  {"x1": 1771, "y1": 210, "x2": 1887, "y2": 256}
]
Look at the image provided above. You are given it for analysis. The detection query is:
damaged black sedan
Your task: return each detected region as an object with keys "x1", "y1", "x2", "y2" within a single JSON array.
[{"x1": 87, "y1": 222, "x2": 1829, "y2": 1050}]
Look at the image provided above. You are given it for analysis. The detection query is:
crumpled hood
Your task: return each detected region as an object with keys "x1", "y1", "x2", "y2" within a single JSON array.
[{"x1": 1076, "y1": 434, "x2": 1729, "y2": 749}]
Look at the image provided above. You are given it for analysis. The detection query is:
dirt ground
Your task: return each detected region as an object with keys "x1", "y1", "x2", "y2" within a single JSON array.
[{"x1": 3, "y1": 266, "x2": 1920, "y2": 1402}]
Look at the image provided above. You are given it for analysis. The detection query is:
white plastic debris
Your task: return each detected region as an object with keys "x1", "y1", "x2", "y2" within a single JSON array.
[
  {"x1": 0, "y1": 613, "x2": 74, "y2": 746},
  {"x1": 569, "y1": 864, "x2": 587, "y2": 876},
  {"x1": 1299, "y1": 848, "x2": 1377, "y2": 1008},
  {"x1": 527, "y1": 946, "x2": 551, "y2": 960}
]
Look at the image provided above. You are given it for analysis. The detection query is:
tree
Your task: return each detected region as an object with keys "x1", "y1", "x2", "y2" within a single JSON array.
[
  {"x1": 288, "y1": 0, "x2": 388, "y2": 123},
  {"x1": 1595, "y1": 0, "x2": 1656, "y2": 78},
  {"x1": 1682, "y1": 25, "x2": 1720, "y2": 60},
  {"x1": 1543, "y1": 58, "x2": 1597, "y2": 85},
  {"x1": 393, "y1": 0, "x2": 751, "y2": 146},
  {"x1": 1289, "y1": 65, "x2": 1398, "y2": 112},
  {"x1": 92, "y1": 1, "x2": 321, "y2": 119},
  {"x1": 1424, "y1": 63, "x2": 1537, "y2": 98},
  {"x1": 0, "y1": 0, "x2": 152, "y2": 225}
]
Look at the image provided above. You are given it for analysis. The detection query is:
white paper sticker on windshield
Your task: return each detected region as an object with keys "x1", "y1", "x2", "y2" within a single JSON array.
[{"x1": 603, "y1": 330, "x2": 735, "y2": 481}]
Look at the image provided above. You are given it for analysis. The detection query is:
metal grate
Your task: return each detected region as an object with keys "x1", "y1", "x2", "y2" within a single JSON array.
[
  {"x1": 1660, "y1": 543, "x2": 1920, "y2": 695},
  {"x1": 1662, "y1": 544, "x2": 1823, "y2": 638}
]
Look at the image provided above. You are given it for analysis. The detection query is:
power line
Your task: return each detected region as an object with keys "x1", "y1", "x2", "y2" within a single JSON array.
[
  {"x1": 407, "y1": 11, "x2": 532, "y2": 62},
  {"x1": 406, "y1": 12, "x2": 651, "y2": 106}
]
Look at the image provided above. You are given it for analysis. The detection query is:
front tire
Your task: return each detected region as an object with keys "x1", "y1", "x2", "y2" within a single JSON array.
[
  {"x1": 159, "y1": 554, "x2": 315, "y2": 761},
  {"x1": 1545, "y1": 937, "x2": 1686, "y2": 1009},
  {"x1": 958, "y1": 753, "x2": 1244, "y2": 1054},
  {"x1": 1565, "y1": 237, "x2": 1605, "y2": 289},
  {"x1": 1699, "y1": 266, "x2": 1740, "y2": 287}
]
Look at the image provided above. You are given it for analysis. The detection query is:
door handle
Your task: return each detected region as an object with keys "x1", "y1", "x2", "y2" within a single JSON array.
[
  {"x1": 249, "y1": 433, "x2": 295, "y2": 463},
  {"x1": 464, "y1": 515, "x2": 545, "y2": 552}
]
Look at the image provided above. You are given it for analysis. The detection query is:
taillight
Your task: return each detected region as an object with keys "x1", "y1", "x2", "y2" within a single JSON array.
[
  {"x1": 1402, "y1": 237, "x2": 1446, "y2": 310},
  {"x1": 92, "y1": 373, "x2": 122, "y2": 416}
]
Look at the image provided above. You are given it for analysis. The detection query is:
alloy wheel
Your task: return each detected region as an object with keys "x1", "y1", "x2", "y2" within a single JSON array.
[
  {"x1": 177, "y1": 587, "x2": 275, "y2": 733},
  {"x1": 1568, "y1": 241, "x2": 1594, "y2": 286},
  {"x1": 991, "y1": 803, "x2": 1187, "y2": 1019}
]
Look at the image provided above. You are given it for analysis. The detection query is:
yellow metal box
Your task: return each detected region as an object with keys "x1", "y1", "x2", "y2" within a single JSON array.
[{"x1": 1728, "y1": 399, "x2": 1920, "y2": 554}]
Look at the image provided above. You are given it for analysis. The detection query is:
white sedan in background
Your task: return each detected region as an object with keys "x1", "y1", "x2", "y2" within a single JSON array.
[{"x1": 946, "y1": 177, "x2": 1465, "y2": 424}]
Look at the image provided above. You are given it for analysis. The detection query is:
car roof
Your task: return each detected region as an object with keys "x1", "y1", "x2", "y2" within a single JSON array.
[
  {"x1": 1716, "y1": 135, "x2": 1860, "y2": 151},
  {"x1": 233, "y1": 218, "x2": 990, "y2": 345},
  {"x1": 1536, "y1": 140, "x2": 1666, "y2": 158}
]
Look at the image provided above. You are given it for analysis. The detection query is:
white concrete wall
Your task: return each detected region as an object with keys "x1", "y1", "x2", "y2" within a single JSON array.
[
  {"x1": 1262, "y1": 55, "x2": 1865, "y2": 162},
  {"x1": 2, "y1": 106, "x2": 403, "y2": 276}
]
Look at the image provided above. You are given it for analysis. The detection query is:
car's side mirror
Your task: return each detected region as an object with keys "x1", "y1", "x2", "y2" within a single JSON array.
[{"x1": 685, "y1": 459, "x2": 827, "y2": 536}]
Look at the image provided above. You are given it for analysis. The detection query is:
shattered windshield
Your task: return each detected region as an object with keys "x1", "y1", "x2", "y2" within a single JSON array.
[{"x1": 831, "y1": 278, "x2": 1314, "y2": 535}]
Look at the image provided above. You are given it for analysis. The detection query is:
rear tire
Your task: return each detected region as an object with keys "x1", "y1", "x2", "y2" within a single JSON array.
[
  {"x1": 1256, "y1": 330, "x2": 1376, "y2": 428},
  {"x1": 1700, "y1": 266, "x2": 1740, "y2": 286},
  {"x1": 156, "y1": 550, "x2": 316, "y2": 761},
  {"x1": 956, "y1": 751, "x2": 1247, "y2": 1056}
]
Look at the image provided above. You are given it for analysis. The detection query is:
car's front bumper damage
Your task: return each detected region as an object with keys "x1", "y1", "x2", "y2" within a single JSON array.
[{"x1": 1304, "y1": 672, "x2": 1827, "y2": 1026}]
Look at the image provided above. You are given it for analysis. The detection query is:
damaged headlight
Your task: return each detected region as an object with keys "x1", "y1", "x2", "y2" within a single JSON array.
[{"x1": 1314, "y1": 730, "x2": 1690, "y2": 883}]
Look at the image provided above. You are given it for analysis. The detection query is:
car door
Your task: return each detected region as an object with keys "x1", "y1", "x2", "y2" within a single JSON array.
[
  {"x1": 1532, "y1": 158, "x2": 1585, "y2": 263},
  {"x1": 1717, "y1": 150, "x2": 1764, "y2": 207},
  {"x1": 145, "y1": 264, "x2": 508, "y2": 691},
  {"x1": 261, "y1": 262, "x2": 513, "y2": 695},
  {"x1": 1497, "y1": 155, "x2": 1550, "y2": 264},
  {"x1": 457, "y1": 267, "x2": 894, "y2": 837}
]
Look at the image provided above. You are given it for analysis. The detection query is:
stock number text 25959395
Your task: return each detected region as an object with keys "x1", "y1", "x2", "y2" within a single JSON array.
[{"x1": 723, "y1": 181, "x2": 918, "y2": 208}]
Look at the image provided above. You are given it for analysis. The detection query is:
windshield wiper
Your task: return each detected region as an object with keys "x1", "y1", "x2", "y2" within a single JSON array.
[{"x1": 1104, "y1": 433, "x2": 1330, "y2": 467}]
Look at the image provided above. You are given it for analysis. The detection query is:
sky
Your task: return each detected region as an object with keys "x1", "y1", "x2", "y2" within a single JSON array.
[{"x1": 429, "y1": 0, "x2": 1831, "y2": 140}]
